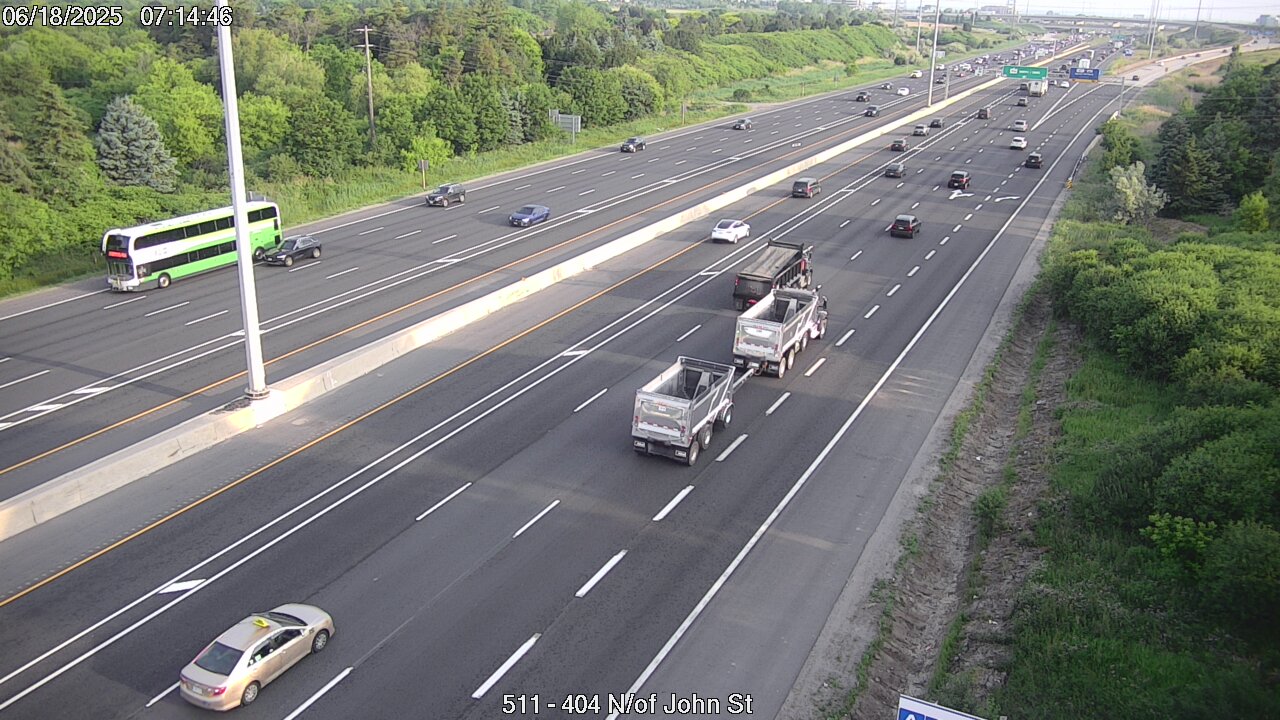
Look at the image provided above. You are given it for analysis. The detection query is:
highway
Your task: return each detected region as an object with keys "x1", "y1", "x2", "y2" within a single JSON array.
[
  {"x1": 0, "y1": 41, "x2": 1075, "y2": 502},
  {"x1": 0, "y1": 38, "x2": 1128, "y2": 719}
]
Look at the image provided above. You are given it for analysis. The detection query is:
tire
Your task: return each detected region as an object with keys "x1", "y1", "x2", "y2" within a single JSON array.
[
  {"x1": 787, "y1": 347, "x2": 796, "y2": 370},
  {"x1": 459, "y1": 195, "x2": 465, "y2": 204},
  {"x1": 817, "y1": 318, "x2": 827, "y2": 339},
  {"x1": 283, "y1": 255, "x2": 294, "y2": 267},
  {"x1": 241, "y1": 682, "x2": 260, "y2": 707},
  {"x1": 253, "y1": 247, "x2": 265, "y2": 261},
  {"x1": 311, "y1": 629, "x2": 329, "y2": 654},
  {"x1": 441, "y1": 198, "x2": 449, "y2": 207},
  {"x1": 775, "y1": 358, "x2": 786, "y2": 379},
  {"x1": 800, "y1": 333, "x2": 809, "y2": 352},
  {"x1": 311, "y1": 247, "x2": 321, "y2": 259},
  {"x1": 685, "y1": 441, "x2": 700, "y2": 466},
  {"x1": 717, "y1": 404, "x2": 733, "y2": 429},
  {"x1": 699, "y1": 425, "x2": 713, "y2": 450},
  {"x1": 157, "y1": 273, "x2": 171, "y2": 289}
]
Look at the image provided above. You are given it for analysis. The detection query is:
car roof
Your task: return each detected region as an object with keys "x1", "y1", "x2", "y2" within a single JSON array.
[
  {"x1": 215, "y1": 615, "x2": 286, "y2": 651},
  {"x1": 951, "y1": 170, "x2": 969, "y2": 176},
  {"x1": 794, "y1": 177, "x2": 816, "y2": 183},
  {"x1": 716, "y1": 219, "x2": 738, "y2": 226},
  {"x1": 517, "y1": 204, "x2": 546, "y2": 212},
  {"x1": 895, "y1": 214, "x2": 917, "y2": 222}
]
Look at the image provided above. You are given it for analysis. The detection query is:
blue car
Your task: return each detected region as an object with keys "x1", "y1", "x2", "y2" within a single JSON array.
[{"x1": 509, "y1": 204, "x2": 550, "y2": 227}]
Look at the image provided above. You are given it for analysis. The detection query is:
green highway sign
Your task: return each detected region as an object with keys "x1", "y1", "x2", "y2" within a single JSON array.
[{"x1": 1002, "y1": 65, "x2": 1048, "y2": 80}]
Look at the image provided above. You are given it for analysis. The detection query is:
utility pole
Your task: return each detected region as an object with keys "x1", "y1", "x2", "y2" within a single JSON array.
[
  {"x1": 926, "y1": 3, "x2": 942, "y2": 107},
  {"x1": 915, "y1": 0, "x2": 924, "y2": 54},
  {"x1": 1193, "y1": 0, "x2": 1202, "y2": 40},
  {"x1": 892, "y1": 0, "x2": 899, "y2": 28},
  {"x1": 357, "y1": 26, "x2": 376, "y2": 145},
  {"x1": 1147, "y1": 0, "x2": 1159, "y2": 59}
]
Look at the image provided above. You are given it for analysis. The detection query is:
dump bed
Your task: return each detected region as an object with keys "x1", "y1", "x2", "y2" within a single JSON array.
[
  {"x1": 733, "y1": 289, "x2": 819, "y2": 365},
  {"x1": 632, "y1": 357, "x2": 735, "y2": 447}
]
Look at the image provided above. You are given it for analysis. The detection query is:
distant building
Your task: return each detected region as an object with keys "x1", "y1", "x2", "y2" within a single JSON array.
[
  {"x1": 1258, "y1": 15, "x2": 1279, "y2": 28},
  {"x1": 980, "y1": 5, "x2": 1010, "y2": 15}
]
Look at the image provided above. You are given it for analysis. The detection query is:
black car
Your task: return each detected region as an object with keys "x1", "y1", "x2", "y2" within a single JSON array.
[
  {"x1": 885, "y1": 162, "x2": 906, "y2": 178},
  {"x1": 791, "y1": 177, "x2": 821, "y2": 198},
  {"x1": 934, "y1": 76, "x2": 946, "y2": 84},
  {"x1": 1025, "y1": 152, "x2": 1044, "y2": 169},
  {"x1": 425, "y1": 183, "x2": 465, "y2": 207},
  {"x1": 266, "y1": 235, "x2": 321, "y2": 267},
  {"x1": 947, "y1": 171, "x2": 971, "y2": 190},
  {"x1": 733, "y1": 118, "x2": 753, "y2": 130},
  {"x1": 865, "y1": 106, "x2": 880, "y2": 117},
  {"x1": 855, "y1": 92, "x2": 871, "y2": 102},
  {"x1": 890, "y1": 138, "x2": 909, "y2": 152},
  {"x1": 620, "y1": 137, "x2": 646, "y2": 152},
  {"x1": 889, "y1": 214, "x2": 921, "y2": 238},
  {"x1": 929, "y1": 118, "x2": 944, "y2": 128}
]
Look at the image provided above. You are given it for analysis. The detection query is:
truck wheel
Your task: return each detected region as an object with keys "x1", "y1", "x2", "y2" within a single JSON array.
[
  {"x1": 699, "y1": 425, "x2": 712, "y2": 450},
  {"x1": 685, "y1": 442, "x2": 700, "y2": 466},
  {"x1": 800, "y1": 334, "x2": 809, "y2": 352},
  {"x1": 787, "y1": 347, "x2": 796, "y2": 370},
  {"x1": 775, "y1": 360, "x2": 786, "y2": 379},
  {"x1": 717, "y1": 404, "x2": 733, "y2": 429}
]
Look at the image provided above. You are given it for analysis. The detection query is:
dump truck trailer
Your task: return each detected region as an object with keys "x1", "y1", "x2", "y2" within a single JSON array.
[
  {"x1": 632, "y1": 356, "x2": 748, "y2": 465},
  {"x1": 1028, "y1": 80, "x2": 1047, "y2": 97},
  {"x1": 732, "y1": 288, "x2": 828, "y2": 379},
  {"x1": 732, "y1": 239, "x2": 814, "y2": 310}
]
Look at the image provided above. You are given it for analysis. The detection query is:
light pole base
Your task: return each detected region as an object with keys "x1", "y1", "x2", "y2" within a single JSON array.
[{"x1": 244, "y1": 386, "x2": 270, "y2": 401}]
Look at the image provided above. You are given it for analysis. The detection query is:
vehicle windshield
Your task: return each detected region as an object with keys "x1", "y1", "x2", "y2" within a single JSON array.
[
  {"x1": 895, "y1": 216, "x2": 914, "y2": 225},
  {"x1": 952, "y1": 173, "x2": 965, "y2": 180},
  {"x1": 194, "y1": 642, "x2": 243, "y2": 676},
  {"x1": 716, "y1": 220, "x2": 736, "y2": 230},
  {"x1": 626, "y1": 138, "x2": 640, "y2": 143},
  {"x1": 432, "y1": 185, "x2": 452, "y2": 194},
  {"x1": 517, "y1": 205, "x2": 537, "y2": 215},
  {"x1": 279, "y1": 240, "x2": 297, "y2": 251}
]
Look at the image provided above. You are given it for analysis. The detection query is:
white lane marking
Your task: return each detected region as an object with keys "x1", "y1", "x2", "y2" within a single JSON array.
[
  {"x1": 896, "y1": 182, "x2": 904, "y2": 188},
  {"x1": 925, "y1": 249, "x2": 936, "y2": 260},
  {"x1": 658, "y1": 145, "x2": 670, "y2": 150},
  {"x1": 472, "y1": 635, "x2": 540, "y2": 699},
  {"x1": 0, "y1": 358, "x2": 7, "y2": 364},
  {"x1": 864, "y1": 305, "x2": 880, "y2": 319},
  {"x1": 416, "y1": 482, "x2": 472, "y2": 522},
  {"x1": 27, "y1": 404, "x2": 64, "y2": 411},
  {"x1": 157, "y1": 579, "x2": 204, "y2": 595},
  {"x1": 932, "y1": 185, "x2": 939, "y2": 191},
  {"x1": 870, "y1": 198, "x2": 881, "y2": 206},
  {"x1": 357, "y1": 226, "x2": 383, "y2": 236},
  {"x1": 512, "y1": 499, "x2": 560, "y2": 539},
  {"x1": 1000, "y1": 179, "x2": 1008, "y2": 185},
  {"x1": 561, "y1": 349, "x2": 588, "y2": 357},
  {"x1": 573, "y1": 388, "x2": 608, "y2": 413},
  {"x1": 514, "y1": 184, "x2": 531, "y2": 190},
  {"x1": 687, "y1": 147, "x2": 697, "y2": 151},
  {"x1": 965, "y1": 158, "x2": 973, "y2": 164},
  {"x1": 432, "y1": 258, "x2": 461, "y2": 265},
  {"x1": 0, "y1": 370, "x2": 51, "y2": 391},
  {"x1": 579, "y1": 189, "x2": 596, "y2": 196},
  {"x1": 994, "y1": 195, "x2": 1020, "y2": 202},
  {"x1": 478, "y1": 206, "x2": 500, "y2": 213},
  {"x1": 572, "y1": 169, "x2": 587, "y2": 175},
  {"x1": 325, "y1": 267, "x2": 359, "y2": 280},
  {"x1": 546, "y1": 187, "x2": 564, "y2": 193},
  {"x1": 850, "y1": 250, "x2": 862, "y2": 261},
  {"x1": 601, "y1": 171, "x2": 615, "y2": 177},
  {"x1": 743, "y1": 139, "x2": 753, "y2": 144},
  {"x1": 676, "y1": 325, "x2": 701, "y2": 342},
  {"x1": 575, "y1": 550, "x2": 627, "y2": 598},
  {"x1": 1008, "y1": 173, "x2": 1015, "y2": 178},
  {"x1": 917, "y1": 168, "x2": 924, "y2": 174},
  {"x1": 674, "y1": 160, "x2": 687, "y2": 166},
  {"x1": 935, "y1": 157, "x2": 942, "y2": 161},
  {"x1": 647, "y1": 157, "x2": 661, "y2": 163},
  {"x1": 765, "y1": 392, "x2": 791, "y2": 416},
  {"x1": 771, "y1": 131, "x2": 779, "y2": 135},
  {"x1": 908, "y1": 266, "x2": 920, "y2": 277},
  {"x1": 283, "y1": 667, "x2": 353, "y2": 720},
  {"x1": 803, "y1": 358, "x2": 826, "y2": 377},
  {"x1": 964, "y1": 213, "x2": 974, "y2": 221},
  {"x1": 712, "y1": 149, "x2": 722, "y2": 154},
  {"x1": 887, "y1": 284, "x2": 901, "y2": 297},
  {"x1": 653, "y1": 486, "x2": 694, "y2": 522},
  {"x1": 395, "y1": 230, "x2": 422, "y2": 239},
  {"x1": 103, "y1": 296, "x2": 146, "y2": 310},
  {"x1": 940, "y1": 236, "x2": 950, "y2": 245},
  {"x1": 432, "y1": 234, "x2": 458, "y2": 245},
  {"x1": 911, "y1": 202, "x2": 920, "y2": 209},
  {"x1": 953, "y1": 224, "x2": 963, "y2": 232},
  {"x1": 715, "y1": 434, "x2": 748, "y2": 462},
  {"x1": 70, "y1": 386, "x2": 110, "y2": 395},
  {"x1": 145, "y1": 682, "x2": 179, "y2": 708},
  {"x1": 836, "y1": 329, "x2": 855, "y2": 347},
  {"x1": 288, "y1": 261, "x2": 321, "y2": 273},
  {"x1": 840, "y1": 220, "x2": 850, "y2": 228},
  {"x1": 0, "y1": 288, "x2": 110, "y2": 323},
  {"x1": 694, "y1": 136, "x2": 703, "y2": 140},
  {"x1": 974, "y1": 203, "x2": 983, "y2": 211},
  {"x1": 631, "y1": 174, "x2": 645, "y2": 179},
  {"x1": 185, "y1": 310, "x2": 228, "y2": 326}
]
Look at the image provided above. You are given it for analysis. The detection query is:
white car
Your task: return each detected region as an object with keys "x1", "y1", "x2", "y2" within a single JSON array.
[
  {"x1": 910, "y1": 70, "x2": 923, "y2": 78},
  {"x1": 1012, "y1": 119, "x2": 1028, "y2": 132},
  {"x1": 1010, "y1": 136, "x2": 1028, "y2": 150},
  {"x1": 897, "y1": 87, "x2": 910, "y2": 96},
  {"x1": 913, "y1": 124, "x2": 929, "y2": 136},
  {"x1": 711, "y1": 219, "x2": 750, "y2": 243},
  {"x1": 1059, "y1": 80, "x2": 1070, "y2": 88}
]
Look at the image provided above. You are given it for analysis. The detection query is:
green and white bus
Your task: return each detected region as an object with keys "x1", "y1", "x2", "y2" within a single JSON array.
[{"x1": 102, "y1": 202, "x2": 283, "y2": 291}]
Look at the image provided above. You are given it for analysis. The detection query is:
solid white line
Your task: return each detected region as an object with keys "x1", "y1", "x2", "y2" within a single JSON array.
[
  {"x1": 850, "y1": 250, "x2": 862, "y2": 261},
  {"x1": 145, "y1": 682, "x2": 179, "y2": 708},
  {"x1": 157, "y1": 579, "x2": 204, "y2": 595},
  {"x1": 432, "y1": 234, "x2": 457, "y2": 244},
  {"x1": 431, "y1": 258, "x2": 461, "y2": 265},
  {"x1": 416, "y1": 482, "x2": 472, "y2": 522},
  {"x1": 864, "y1": 305, "x2": 880, "y2": 319},
  {"x1": 0, "y1": 288, "x2": 111, "y2": 323},
  {"x1": 573, "y1": 388, "x2": 608, "y2": 413},
  {"x1": 514, "y1": 184, "x2": 531, "y2": 190},
  {"x1": 576, "y1": 550, "x2": 627, "y2": 598},
  {"x1": 103, "y1": 296, "x2": 146, "y2": 310},
  {"x1": 472, "y1": 635, "x2": 540, "y2": 699},
  {"x1": 185, "y1": 309, "x2": 228, "y2": 326},
  {"x1": 357, "y1": 226, "x2": 383, "y2": 236},
  {"x1": 0, "y1": 370, "x2": 50, "y2": 391},
  {"x1": 765, "y1": 392, "x2": 791, "y2": 416},
  {"x1": 887, "y1": 284, "x2": 901, "y2": 297},
  {"x1": 925, "y1": 249, "x2": 936, "y2": 260},
  {"x1": 803, "y1": 358, "x2": 826, "y2": 377},
  {"x1": 605, "y1": 100, "x2": 1110, "y2": 717},
  {"x1": 145, "y1": 301, "x2": 191, "y2": 318},
  {"x1": 653, "y1": 486, "x2": 694, "y2": 522},
  {"x1": 287, "y1": 261, "x2": 321, "y2": 273},
  {"x1": 325, "y1": 267, "x2": 359, "y2": 280},
  {"x1": 715, "y1": 434, "x2": 748, "y2": 462},
  {"x1": 836, "y1": 328, "x2": 855, "y2": 347},
  {"x1": 283, "y1": 667, "x2": 353, "y2": 720},
  {"x1": 676, "y1": 324, "x2": 701, "y2": 342},
  {"x1": 908, "y1": 266, "x2": 920, "y2": 277},
  {"x1": 512, "y1": 500, "x2": 559, "y2": 539},
  {"x1": 839, "y1": 220, "x2": 850, "y2": 228}
]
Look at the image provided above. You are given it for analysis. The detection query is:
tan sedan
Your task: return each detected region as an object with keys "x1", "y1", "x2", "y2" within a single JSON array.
[{"x1": 180, "y1": 604, "x2": 334, "y2": 711}]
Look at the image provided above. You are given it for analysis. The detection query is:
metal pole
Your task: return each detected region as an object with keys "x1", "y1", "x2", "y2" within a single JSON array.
[
  {"x1": 1192, "y1": 0, "x2": 1202, "y2": 40},
  {"x1": 215, "y1": 0, "x2": 267, "y2": 399},
  {"x1": 915, "y1": 0, "x2": 924, "y2": 54},
  {"x1": 358, "y1": 26, "x2": 376, "y2": 145},
  {"x1": 892, "y1": 0, "x2": 899, "y2": 28},
  {"x1": 927, "y1": 3, "x2": 942, "y2": 106},
  {"x1": 1147, "y1": 0, "x2": 1159, "y2": 59}
]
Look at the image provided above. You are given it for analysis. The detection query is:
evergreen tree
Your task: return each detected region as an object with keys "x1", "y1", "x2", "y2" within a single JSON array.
[
  {"x1": 0, "y1": 110, "x2": 35, "y2": 195},
  {"x1": 1233, "y1": 192, "x2": 1269, "y2": 232},
  {"x1": 1151, "y1": 113, "x2": 1190, "y2": 191},
  {"x1": 1160, "y1": 135, "x2": 1225, "y2": 217},
  {"x1": 96, "y1": 96, "x2": 178, "y2": 193},
  {"x1": 27, "y1": 83, "x2": 98, "y2": 198}
]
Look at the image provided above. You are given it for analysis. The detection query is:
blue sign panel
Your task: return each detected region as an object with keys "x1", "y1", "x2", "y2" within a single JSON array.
[{"x1": 1069, "y1": 68, "x2": 1102, "y2": 82}]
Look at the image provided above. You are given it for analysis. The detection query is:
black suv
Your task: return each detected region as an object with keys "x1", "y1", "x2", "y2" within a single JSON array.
[
  {"x1": 620, "y1": 137, "x2": 646, "y2": 152},
  {"x1": 425, "y1": 183, "x2": 465, "y2": 206},
  {"x1": 791, "y1": 177, "x2": 821, "y2": 198},
  {"x1": 890, "y1": 215, "x2": 921, "y2": 238},
  {"x1": 865, "y1": 105, "x2": 880, "y2": 117},
  {"x1": 890, "y1": 138, "x2": 909, "y2": 152},
  {"x1": 855, "y1": 92, "x2": 871, "y2": 102},
  {"x1": 266, "y1": 235, "x2": 322, "y2": 267},
  {"x1": 929, "y1": 118, "x2": 944, "y2": 128},
  {"x1": 948, "y1": 171, "x2": 971, "y2": 189},
  {"x1": 1025, "y1": 152, "x2": 1044, "y2": 169}
]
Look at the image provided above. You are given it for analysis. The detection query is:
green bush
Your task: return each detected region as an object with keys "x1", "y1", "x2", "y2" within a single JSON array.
[{"x1": 1198, "y1": 520, "x2": 1280, "y2": 643}]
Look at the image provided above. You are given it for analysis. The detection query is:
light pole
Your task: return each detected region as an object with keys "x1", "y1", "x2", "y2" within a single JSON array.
[{"x1": 926, "y1": 3, "x2": 942, "y2": 106}]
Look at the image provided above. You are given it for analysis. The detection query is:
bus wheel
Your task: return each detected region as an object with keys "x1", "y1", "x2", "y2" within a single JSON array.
[
  {"x1": 253, "y1": 247, "x2": 265, "y2": 261},
  {"x1": 311, "y1": 247, "x2": 321, "y2": 259},
  {"x1": 157, "y1": 274, "x2": 171, "y2": 289}
]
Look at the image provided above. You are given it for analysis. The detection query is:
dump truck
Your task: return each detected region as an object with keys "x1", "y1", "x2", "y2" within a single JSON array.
[
  {"x1": 732, "y1": 239, "x2": 814, "y2": 310},
  {"x1": 732, "y1": 288, "x2": 828, "y2": 379},
  {"x1": 1028, "y1": 80, "x2": 1047, "y2": 97},
  {"x1": 632, "y1": 356, "x2": 748, "y2": 465}
]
